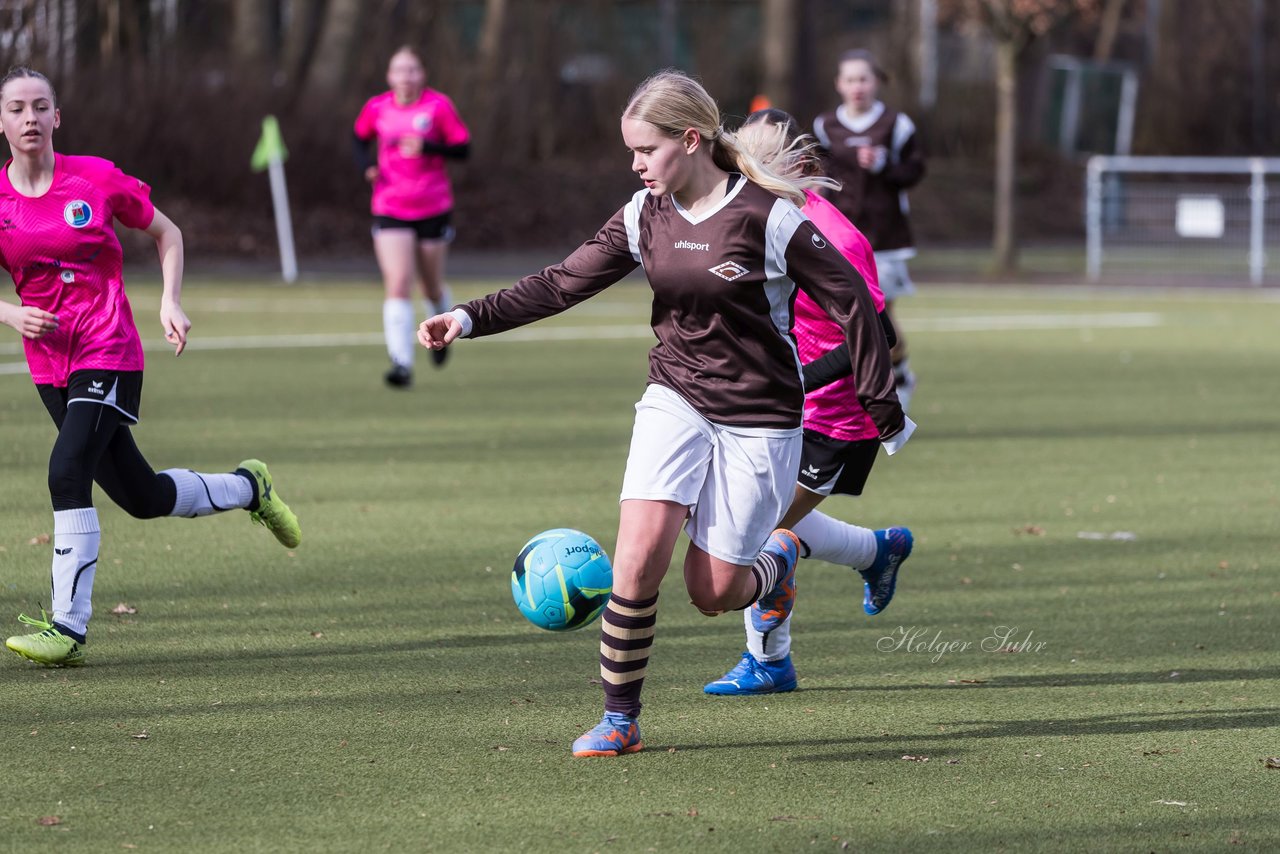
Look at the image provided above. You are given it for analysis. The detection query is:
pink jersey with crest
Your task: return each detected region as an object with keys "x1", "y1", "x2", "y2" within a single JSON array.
[
  {"x1": 796, "y1": 189, "x2": 884, "y2": 441},
  {"x1": 353, "y1": 88, "x2": 470, "y2": 220},
  {"x1": 0, "y1": 154, "x2": 155, "y2": 386}
]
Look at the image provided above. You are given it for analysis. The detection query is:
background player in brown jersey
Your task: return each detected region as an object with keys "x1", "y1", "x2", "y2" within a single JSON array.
[
  {"x1": 703, "y1": 108, "x2": 914, "y2": 697},
  {"x1": 419, "y1": 71, "x2": 911, "y2": 757},
  {"x1": 814, "y1": 49, "x2": 926, "y2": 411}
]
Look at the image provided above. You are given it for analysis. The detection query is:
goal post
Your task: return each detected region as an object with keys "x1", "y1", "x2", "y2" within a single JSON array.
[{"x1": 1085, "y1": 156, "x2": 1280, "y2": 285}]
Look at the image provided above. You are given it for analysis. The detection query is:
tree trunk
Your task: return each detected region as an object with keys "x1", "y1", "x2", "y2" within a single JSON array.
[
  {"x1": 471, "y1": 0, "x2": 510, "y2": 162},
  {"x1": 99, "y1": 0, "x2": 120, "y2": 63},
  {"x1": 302, "y1": 0, "x2": 365, "y2": 103},
  {"x1": 761, "y1": 0, "x2": 798, "y2": 109},
  {"x1": 1093, "y1": 0, "x2": 1127, "y2": 62},
  {"x1": 282, "y1": 0, "x2": 325, "y2": 86},
  {"x1": 232, "y1": 0, "x2": 274, "y2": 69},
  {"x1": 992, "y1": 36, "x2": 1019, "y2": 273}
]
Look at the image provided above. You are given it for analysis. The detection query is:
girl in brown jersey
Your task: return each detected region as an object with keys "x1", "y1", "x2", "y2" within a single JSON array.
[
  {"x1": 813, "y1": 49, "x2": 926, "y2": 411},
  {"x1": 419, "y1": 71, "x2": 910, "y2": 757},
  {"x1": 703, "y1": 108, "x2": 914, "y2": 698}
]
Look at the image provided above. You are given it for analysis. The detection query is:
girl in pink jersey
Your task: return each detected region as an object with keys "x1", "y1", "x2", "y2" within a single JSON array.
[
  {"x1": 354, "y1": 46, "x2": 470, "y2": 388},
  {"x1": 814, "y1": 50, "x2": 926, "y2": 411},
  {"x1": 0, "y1": 67, "x2": 300, "y2": 668},
  {"x1": 703, "y1": 108, "x2": 914, "y2": 697},
  {"x1": 418, "y1": 72, "x2": 910, "y2": 757}
]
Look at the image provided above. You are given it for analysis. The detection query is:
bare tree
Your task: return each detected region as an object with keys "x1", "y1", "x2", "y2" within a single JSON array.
[
  {"x1": 282, "y1": 0, "x2": 324, "y2": 86},
  {"x1": 470, "y1": 0, "x2": 511, "y2": 162},
  {"x1": 232, "y1": 0, "x2": 275, "y2": 69},
  {"x1": 941, "y1": 0, "x2": 1101, "y2": 273},
  {"x1": 300, "y1": 0, "x2": 366, "y2": 103},
  {"x1": 760, "y1": 0, "x2": 798, "y2": 108}
]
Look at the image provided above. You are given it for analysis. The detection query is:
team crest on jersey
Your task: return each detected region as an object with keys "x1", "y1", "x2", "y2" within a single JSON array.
[
  {"x1": 811, "y1": 233, "x2": 828, "y2": 249},
  {"x1": 64, "y1": 201, "x2": 92, "y2": 228},
  {"x1": 412, "y1": 113, "x2": 433, "y2": 132},
  {"x1": 708, "y1": 261, "x2": 749, "y2": 281},
  {"x1": 60, "y1": 270, "x2": 75, "y2": 283}
]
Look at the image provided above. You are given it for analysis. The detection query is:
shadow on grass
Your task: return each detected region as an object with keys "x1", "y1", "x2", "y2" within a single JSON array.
[
  {"x1": 803, "y1": 666, "x2": 1280, "y2": 691},
  {"x1": 920, "y1": 419, "x2": 1280, "y2": 442},
  {"x1": 670, "y1": 707, "x2": 1278, "y2": 757}
]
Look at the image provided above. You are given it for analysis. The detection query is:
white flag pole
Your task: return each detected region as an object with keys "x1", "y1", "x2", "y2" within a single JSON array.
[{"x1": 266, "y1": 157, "x2": 298, "y2": 284}]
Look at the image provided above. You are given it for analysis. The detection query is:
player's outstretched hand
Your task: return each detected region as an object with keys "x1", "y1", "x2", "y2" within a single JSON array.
[
  {"x1": 6, "y1": 305, "x2": 59, "y2": 340},
  {"x1": 160, "y1": 301, "x2": 191, "y2": 356},
  {"x1": 418, "y1": 313, "x2": 461, "y2": 351}
]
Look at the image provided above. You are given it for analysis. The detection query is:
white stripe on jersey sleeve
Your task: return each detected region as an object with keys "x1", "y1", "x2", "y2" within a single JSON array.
[
  {"x1": 624, "y1": 189, "x2": 647, "y2": 264},
  {"x1": 890, "y1": 112, "x2": 916, "y2": 162},
  {"x1": 813, "y1": 115, "x2": 831, "y2": 149},
  {"x1": 891, "y1": 113, "x2": 917, "y2": 216},
  {"x1": 763, "y1": 198, "x2": 807, "y2": 374}
]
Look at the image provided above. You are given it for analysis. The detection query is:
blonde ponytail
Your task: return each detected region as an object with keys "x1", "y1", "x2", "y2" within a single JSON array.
[
  {"x1": 623, "y1": 70, "x2": 814, "y2": 207},
  {"x1": 723, "y1": 121, "x2": 840, "y2": 202}
]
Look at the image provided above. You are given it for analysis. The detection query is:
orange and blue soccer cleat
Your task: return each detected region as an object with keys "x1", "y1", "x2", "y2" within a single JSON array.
[
  {"x1": 572, "y1": 712, "x2": 643, "y2": 757},
  {"x1": 704, "y1": 651, "x2": 797, "y2": 695},
  {"x1": 860, "y1": 527, "x2": 913, "y2": 615},
  {"x1": 750, "y1": 529, "x2": 799, "y2": 635}
]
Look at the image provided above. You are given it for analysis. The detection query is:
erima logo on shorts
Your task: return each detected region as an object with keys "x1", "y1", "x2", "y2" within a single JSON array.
[
  {"x1": 708, "y1": 261, "x2": 749, "y2": 281},
  {"x1": 674, "y1": 240, "x2": 710, "y2": 252},
  {"x1": 88, "y1": 380, "x2": 105, "y2": 395},
  {"x1": 64, "y1": 201, "x2": 92, "y2": 228}
]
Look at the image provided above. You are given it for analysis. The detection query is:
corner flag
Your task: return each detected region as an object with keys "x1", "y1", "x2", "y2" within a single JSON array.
[
  {"x1": 250, "y1": 115, "x2": 297, "y2": 282},
  {"x1": 251, "y1": 115, "x2": 288, "y2": 172}
]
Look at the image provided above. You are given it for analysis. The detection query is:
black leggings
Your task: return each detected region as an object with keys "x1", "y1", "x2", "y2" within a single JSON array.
[{"x1": 38, "y1": 390, "x2": 176, "y2": 518}]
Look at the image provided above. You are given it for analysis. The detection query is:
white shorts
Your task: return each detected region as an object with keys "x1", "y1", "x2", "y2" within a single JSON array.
[
  {"x1": 620, "y1": 384, "x2": 802, "y2": 565},
  {"x1": 874, "y1": 252, "x2": 916, "y2": 301}
]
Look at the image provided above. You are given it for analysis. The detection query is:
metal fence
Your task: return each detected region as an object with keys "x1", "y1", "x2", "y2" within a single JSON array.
[{"x1": 1086, "y1": 156, "x2": 1280, "y2": 284}]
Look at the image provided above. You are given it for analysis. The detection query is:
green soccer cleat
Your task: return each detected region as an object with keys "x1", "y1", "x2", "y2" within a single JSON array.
[
  {"x1": 237, "y1": 459, "x2": 302, "y2": 549},
  {"x1": 6, "y1": 611, "x2": 85, "y2": 667}
]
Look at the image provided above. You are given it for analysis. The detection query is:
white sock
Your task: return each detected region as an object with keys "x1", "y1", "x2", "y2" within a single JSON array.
[
  {"x1": 792, "y1": 511, "x2": 878, "y2": 571},
  {"x1": 894, "y1": 359, "x2": 915, "y2": 412},
  {"x1": 424, "y1": 284, "x2": 453, "y2": 318},
  {"x1": 164, "y1": 469, "x2": 253, "y2": 517},
  {"x1": 745, "y1": 609, "x2": 793, "y2": 662},
  {"x1": 51, "y1": 507, "x2": 100, "y2": 638},
  {"x1": 383, "y1": 298, "x2": 415, "y2": 369}
]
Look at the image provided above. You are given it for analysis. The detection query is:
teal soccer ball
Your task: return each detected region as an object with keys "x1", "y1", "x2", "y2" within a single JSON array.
[{"x1": 511, "y1": 528, "x2": 613, "y2": 631}]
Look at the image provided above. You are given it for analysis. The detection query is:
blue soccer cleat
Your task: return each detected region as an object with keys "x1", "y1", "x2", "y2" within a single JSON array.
[
  {"x1": 572, "y1": 712, "x2": 643, "y2": 757},
  {"x1": 703, "y1": 651, "x2": 797, "y2": 695},
  {"x1": 751, "y1": 529, "x2": 799, "y2": 635},
  {"x1": 860, "y1": 527, "x2": 913, "y2": 615}
]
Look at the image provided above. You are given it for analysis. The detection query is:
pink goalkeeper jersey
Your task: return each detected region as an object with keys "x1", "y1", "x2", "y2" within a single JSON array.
[
  {"x1": 353, "y1": 88, "x2": 470, "y2": 220},
  {"x1": 0, "y1": 154, "x2": 155, "y2": 386},
  {"x1": 797, "y1": 189, "x2": 885, "y2": 441}
]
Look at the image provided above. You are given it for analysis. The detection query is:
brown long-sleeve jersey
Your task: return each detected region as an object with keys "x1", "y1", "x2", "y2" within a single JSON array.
[
  {"x1": 813, "y1": 104, "x2": 925, "y2": 253},
  {"x1": 458, "y1": 179, "x2": 904, "y2": 439}
]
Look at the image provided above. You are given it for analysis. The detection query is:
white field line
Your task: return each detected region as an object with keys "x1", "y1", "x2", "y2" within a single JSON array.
[
  {"x1": 0, "y1": 312, "x2": 1163, "y2": 376},
  {"x1": 177, "y1": 296, "x2": 643, "y2": 317},
  {"x1": 907, "y1": 311, "x2": 1162, "y2": 331}
]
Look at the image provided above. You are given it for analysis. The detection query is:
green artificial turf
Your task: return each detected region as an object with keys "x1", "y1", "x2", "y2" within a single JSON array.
[{"x1": 1, "y1": 278, "x2": 1277, "y2": 853}]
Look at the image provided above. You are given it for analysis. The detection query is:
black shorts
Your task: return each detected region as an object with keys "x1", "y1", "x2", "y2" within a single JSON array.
[
  {"x1": 37, "y1": 369, "x2": 144, "y2": 425},
  {"x1": 371, "y1": 212, "x2": 454, "y2": 242},
  {"x1": 795, "y1": 430, "x2": 880, "y2": 497}
]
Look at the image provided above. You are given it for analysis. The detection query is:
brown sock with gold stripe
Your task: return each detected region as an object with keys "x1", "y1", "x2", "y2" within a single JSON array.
[{"x1": 599, "y1": 591, "x2": 658, "y2": 718}]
